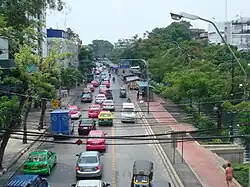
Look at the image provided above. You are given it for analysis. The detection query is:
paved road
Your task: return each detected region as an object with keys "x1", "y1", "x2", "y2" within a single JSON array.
[{"x1": 12, "y1": 70, "x2": 173, "y2": 187}]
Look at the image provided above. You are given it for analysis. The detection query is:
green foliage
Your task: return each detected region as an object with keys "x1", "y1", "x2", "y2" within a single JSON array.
[
  {"x1": 222, "y1": 163, "x2": 248, "y2": 187},
  {"x1": 0, "y1": 96, "x2": 20, "y2": 128},
  {"x1": 61, "y1": 68, "x2": 84, "y2": 90},
  {"x1": 88, "y1": 40, "x2": 114, "y2": 58},
  {"x1": 78, "y1": 46, "x2": 94, "y2": 74}
]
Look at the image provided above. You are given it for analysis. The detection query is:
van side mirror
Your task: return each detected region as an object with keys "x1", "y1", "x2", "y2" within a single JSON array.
[
  {"x1": 71, "y1": 184, "x2": 76, "y2": 187},
  {"x1": 76, "y1": 154, "x2": 80, "y2": 157}
]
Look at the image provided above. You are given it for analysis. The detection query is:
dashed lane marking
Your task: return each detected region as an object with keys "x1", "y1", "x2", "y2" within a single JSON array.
[{"x1": 111, "y1": 127, "x2": 116, "y2": 187}]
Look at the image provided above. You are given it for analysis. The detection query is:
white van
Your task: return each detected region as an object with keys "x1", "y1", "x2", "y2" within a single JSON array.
[{"x1": 121, "y1": 103, "x2": 136, "y2": 123}]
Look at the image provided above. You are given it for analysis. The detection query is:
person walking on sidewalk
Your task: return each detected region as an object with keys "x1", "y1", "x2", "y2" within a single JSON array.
[
  {"x1": 225, "y1": 162, "x2": 233, "y2": 187},
  {"x1": 137, "y1": 91, "x2": 139, "y2": 101}
]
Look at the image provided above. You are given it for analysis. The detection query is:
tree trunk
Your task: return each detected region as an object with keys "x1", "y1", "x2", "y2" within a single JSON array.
[
  {"x1": 38, "y1": 99, "x2": 47, "y2": 130},
  {"x1": 23, "y1": 97, "x2": 33, "y2": 144},
  {"x1": 17, "y1": 95, "x2": 27, "y2": 126},
  {"x1": 33, "y1": 100, "x2": 39, "y2": 109},
  {"x1": 0, "y1": 130, "x2": 11, "y2": 170}
]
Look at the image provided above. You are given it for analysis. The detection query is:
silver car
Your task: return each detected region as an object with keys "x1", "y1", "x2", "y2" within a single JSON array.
[
  {"x1": 76, "y1": 151, "x2": 103, "y2": 179},
  {"x1": 95, "y1": 94, "x2": 106, "y2": 104},
  {"x1": 71, "y1": 180, "x2": 110, "y2": 187},
  {"x1": 102, "y1": 100, "x2": 115, "y2": 111}
]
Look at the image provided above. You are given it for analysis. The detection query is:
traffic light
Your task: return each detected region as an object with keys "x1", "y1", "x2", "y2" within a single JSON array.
[{"x1": 75, "y1": 139, "x2": 83, "y2": 146}]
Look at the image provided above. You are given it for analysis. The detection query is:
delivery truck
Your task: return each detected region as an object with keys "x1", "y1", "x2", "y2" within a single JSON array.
[{"x1": 50, "y1": 109, "x2": 74, "y2": 139}]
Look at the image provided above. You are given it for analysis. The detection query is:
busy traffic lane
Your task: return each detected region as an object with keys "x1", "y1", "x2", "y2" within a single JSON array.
[
  {"x1": 111, "y1": 75, "x2": 173, "y2": 187},
  {"x1": 12, "y1": 84, "x2": 113, "y2": 187}
]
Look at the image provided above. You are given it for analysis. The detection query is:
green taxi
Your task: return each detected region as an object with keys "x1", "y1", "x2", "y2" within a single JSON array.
[
  {"x1": 23, "y1": 150, "x2": 57, "y2": 175},
  {"x1": 98, "y1": 111, "x2": 114, "y2": 126}
]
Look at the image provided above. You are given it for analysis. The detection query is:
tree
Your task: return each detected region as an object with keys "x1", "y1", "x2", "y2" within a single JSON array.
[
  {"x1": 88, "y1": 40, "x2": 114, "y2": 58},
  {"x1": 78, "y1": 46, "x2": 94, "y2": 74}
]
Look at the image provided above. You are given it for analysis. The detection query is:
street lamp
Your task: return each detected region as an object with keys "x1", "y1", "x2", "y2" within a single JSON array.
[
  {"x1": 170, "y1": 12, "x2": 248, "y2": 97},
  {"x1": 121, "y1": 59, "x2": 150, "y2": 114}
]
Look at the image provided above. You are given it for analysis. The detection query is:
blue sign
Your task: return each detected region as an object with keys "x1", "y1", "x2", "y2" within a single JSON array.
[{"x1": 120, "y1": 59, "x2": 130, "y2": 69}]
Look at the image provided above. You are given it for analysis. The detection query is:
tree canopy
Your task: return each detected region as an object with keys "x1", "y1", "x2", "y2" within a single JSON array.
[{"x1": 88, "y1": 40, "x2": 114, "y2": 58}]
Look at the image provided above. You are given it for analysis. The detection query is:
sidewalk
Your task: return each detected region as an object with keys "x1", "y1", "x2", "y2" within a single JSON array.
[
  {"x1": 0, "y1": 87, "x2": 79, "y2": 177},
  {"x1": 131, "y1": 91, "x2": 240, "y2": 187}
]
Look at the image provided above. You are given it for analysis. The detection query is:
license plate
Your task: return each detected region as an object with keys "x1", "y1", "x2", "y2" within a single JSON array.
[
  {"x1": 32, "y1": 167, "x2": 37, "y2": 169},
  {"x1": 84, "y1": 168, "x2": 92, "y2": 172}
]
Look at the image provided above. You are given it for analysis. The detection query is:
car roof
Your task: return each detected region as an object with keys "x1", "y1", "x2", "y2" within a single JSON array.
[
  {"x1": 89, "y1": 130, "x2": 103, "y2": 135},
  {"x1": 80, "y1": 151, "x2": 99, "y2": 156},
  {"x1": 29, "y1": 150, "x2": 48, "y2": 155},
  {"x1": 90, "y1": 104, "x2": 101, "y2": 108},
  {"x1": 77, "y1": 180, "x2": 102, "y2": 186},
  {"x1": 104, "y1": 100, "x2": 113, "y2": 102},
  {"x1": 5, "y1": 175, "x2": 40, "y2": 187},
  {"x1": 100, "y1": 111, "x2": 111, "y2": 114},
  {"x1": 97, "y1": 94, "x2": 105, "y2": 97}
]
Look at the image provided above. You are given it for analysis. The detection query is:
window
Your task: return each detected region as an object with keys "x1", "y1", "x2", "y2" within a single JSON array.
[
  {"x1": 79, "y1": 156, "x2": 98, "y2": 164},
  {"x1": 28, "y1": 155, "x2": 46, "y2": 162}
]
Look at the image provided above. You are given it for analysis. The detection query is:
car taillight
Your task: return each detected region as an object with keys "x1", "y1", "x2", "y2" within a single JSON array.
[
  {"x1": 76, "y1": 166, "x2": 80, "y2": 171},
  {"x1": 95, "y1": 166, "x2": 101, "y2": 170},
  {"x1": 41, "y1": 164, "x2": 47, "y2": 168},
  {"x1": 23, "y1": 165, "x2": 28, "y2": 169}
]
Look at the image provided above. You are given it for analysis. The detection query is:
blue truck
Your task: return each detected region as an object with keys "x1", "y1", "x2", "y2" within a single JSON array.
[{"x1": 50, "y1": 109, "x2": 74, "y2": 138}]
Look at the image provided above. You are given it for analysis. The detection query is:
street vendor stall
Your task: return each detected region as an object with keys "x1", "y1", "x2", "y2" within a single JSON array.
[{"x1": 136, "y1": 81, "x2": 154, "y2": 102}]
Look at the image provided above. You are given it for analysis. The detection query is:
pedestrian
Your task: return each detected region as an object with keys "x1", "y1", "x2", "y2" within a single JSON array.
[
  {"x1": 225, "y1": 162, "x2": 233, "y2": 187},
  {"x1": 137, "y1": 91, "x2": 139, "y2": 101}
]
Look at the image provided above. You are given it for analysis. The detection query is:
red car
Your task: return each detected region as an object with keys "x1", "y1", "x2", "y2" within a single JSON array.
[
  {"x1": 86, "y1": 130, "x2": 107, "y2": 152},
  {"x1": 88, "y1": 104, "x2": 102, "y2": 118},
  {"x1": 101, "y1": 80, "x2": 110, "y2": 88},
  {"x1": 91, "y1": 80, "x2": 99, "y2": 87},
  {"x1": 67, "y1": 105, "x2": 81, "y2": 119},
  {"x1": 99, "y1": 85, "x2": 108, "y2": 95}
]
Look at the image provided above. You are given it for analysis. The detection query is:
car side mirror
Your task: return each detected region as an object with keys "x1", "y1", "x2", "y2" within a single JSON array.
[
  {"x1": 71, "y1": 184, "x2": 76, "y2": 187},
  {"x1": 104, "y1": 132, "x2": 107, "y2": 135},
  {"x1": 76, "y1": 154, "x2": 80, "y2": 157},
  {"x1": 100, "y1": 153, "x2": 104, "y2": 156},
  {"x1": 104, "y1": 182, "x2": 110, "y2": 186}
]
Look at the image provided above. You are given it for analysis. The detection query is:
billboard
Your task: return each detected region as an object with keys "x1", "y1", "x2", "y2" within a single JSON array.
[{"x1": 120, "y1": 59, "x2": 130, "y2": 69}]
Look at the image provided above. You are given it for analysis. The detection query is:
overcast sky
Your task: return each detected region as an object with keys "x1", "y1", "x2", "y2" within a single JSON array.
[{"x1": 46, "y1": 0, "x2": 250, "y2": 44}]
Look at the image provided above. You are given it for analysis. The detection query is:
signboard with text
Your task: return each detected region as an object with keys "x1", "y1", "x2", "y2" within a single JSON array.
[{"x1": 120, "y1": 59, "x2": 130, "y2": 69}]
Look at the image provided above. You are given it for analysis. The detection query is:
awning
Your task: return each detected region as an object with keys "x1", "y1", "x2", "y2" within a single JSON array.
[
  {"x1": 136, "y1": 81, "x2": 154, "y2": 88},
  {"x1": 126, "y1": 76, "x2": 140, "y2": 82}
]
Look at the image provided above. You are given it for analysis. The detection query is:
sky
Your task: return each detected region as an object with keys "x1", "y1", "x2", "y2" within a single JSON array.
[{"x1": 46, "y1": 0, "x2": 250, "y2": 44}]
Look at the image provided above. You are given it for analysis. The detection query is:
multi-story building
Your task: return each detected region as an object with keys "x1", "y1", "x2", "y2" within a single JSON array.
[
  {"x1": 47, "y1": 28, "x2": 79, "y2": 68},
  {"x1": 190, "y1": 28, "x2": 208, "y2": 41},
  {"x1": 208, "y1": 17, "x2": 250, "y2": 51}
]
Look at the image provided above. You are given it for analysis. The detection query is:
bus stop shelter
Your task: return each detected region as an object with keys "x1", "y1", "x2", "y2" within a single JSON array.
[{"x1": 136, "y1": 81, "x2": 154, "y2": 102}]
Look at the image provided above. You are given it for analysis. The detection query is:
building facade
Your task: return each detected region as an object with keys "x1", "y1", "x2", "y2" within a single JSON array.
[
  {"x1": 208, "y1": 17, "x2": 250, "y2": 51},
  {"x1": 47, "y1": 28, "x2": 79, "y2": 68}
]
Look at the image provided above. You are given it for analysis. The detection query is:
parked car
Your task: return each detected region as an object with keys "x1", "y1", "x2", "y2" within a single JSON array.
[
  {"x1": 86, "y1": 130, "x2": 107, "y2": 152},
  {"x1": 102, "y1": 100, "x2": 115, "y2": 111},
  {"x1": 91, "y1": 80, "x2": 99, "y2": 87},
  {"x1": 95, "y1": 94, "x2": 106, "y2": 104},
  {"x1": 23, "y1": 150, "x2": 57, "y2": 175},
  {"x1": 87, "y1": 83, "x2": 94, "y2": 92},
  {"x1": 88, "y1": 104, "x2": 102, "y2": 118},
  {"x1": 78, "y1": 118, "x2": 97, "y2": 135},
  {"x1": 75, "y1": 151, "x2": 103, "y2": 180},
  {"x1": 81, "y1": 93, "x2": 92, "y2": 103},
  {"x1": 68, "y1": 105, "x2": 81, "y2": 119},
  {"x1": 101, "y1": 80, "x2": 110, "y2": 88},
  {"x1": 71, "y1": 180, "x2": 110, "y2": 187}
]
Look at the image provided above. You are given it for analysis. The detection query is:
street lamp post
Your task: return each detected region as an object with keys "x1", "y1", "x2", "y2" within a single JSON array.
[
  {"x1": 121, "y1": 59, "x2": 150, "y2": 114},
  {"x1": 170, "y1": 11, "x2": 249, "y2": 187},
  {"x1": 170, "y1": 12, "x2": 248, "y2": 98}
]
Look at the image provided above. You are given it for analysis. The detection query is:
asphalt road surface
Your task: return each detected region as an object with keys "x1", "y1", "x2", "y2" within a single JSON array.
[{"x1": 13, "y1": 70, "x2": 173, "y2": 187}]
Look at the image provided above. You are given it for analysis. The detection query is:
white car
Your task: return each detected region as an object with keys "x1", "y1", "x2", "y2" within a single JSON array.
[
  {"x1": 95, "y1": 94, "x2": 106, "y2": 104},
  {"x1": 102, "y1": 100, "x2": 115, "y2": 111},
  {"x1": 71, "y1": 180, "x2": 110, "y2": 187}
]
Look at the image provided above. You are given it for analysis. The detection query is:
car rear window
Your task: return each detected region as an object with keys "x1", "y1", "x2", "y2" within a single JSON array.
[
  {"x1": 28, "y1": 155, "x2": 46, "y2": 162},
  {"x1": 104, "y1": 101, "x2": 113, "y2": 104},
  {"x1": 79, "y1": 156, "x2": 98, "y2": 164},
  {"x1": 89, "y1": 134, "x2": 102, "y2": 137},
  {"x1": 100, "y1": 113, "x2": 111, "y2": 117},
  {"x1": 102, "y1": 81, "x2": 109, "y2": 84},
  {"x1": 81, "y1": 119, "x2": 93, "y2": 124}
]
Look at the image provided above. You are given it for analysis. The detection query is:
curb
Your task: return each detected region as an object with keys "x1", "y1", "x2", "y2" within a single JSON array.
[{"x1": 0, "y1": 129, "x2": 48, "y2": 176}]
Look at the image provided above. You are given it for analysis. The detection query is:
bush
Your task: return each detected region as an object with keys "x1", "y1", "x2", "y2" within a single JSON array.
[{"x1": 222, "y1": 163, "x2": 248, "y2": 187}]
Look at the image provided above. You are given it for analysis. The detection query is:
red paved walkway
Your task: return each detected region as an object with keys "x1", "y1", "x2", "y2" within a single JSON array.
[{"x1": 131, "y1": 92, "x2": 239, "y2": 187}]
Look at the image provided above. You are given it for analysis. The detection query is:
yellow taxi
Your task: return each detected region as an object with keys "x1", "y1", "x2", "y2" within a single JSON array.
[{"x1": 98, "y1": 111, "x2": 113, "y2": 126}]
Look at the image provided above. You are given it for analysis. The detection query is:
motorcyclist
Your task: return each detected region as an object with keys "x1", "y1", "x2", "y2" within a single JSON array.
[
  {"x1": 127, "y1": 97, "x2": 131, "y2": 102},
  {"x1": 112, "y1": 77, "x2": 115, "y2": 83}
]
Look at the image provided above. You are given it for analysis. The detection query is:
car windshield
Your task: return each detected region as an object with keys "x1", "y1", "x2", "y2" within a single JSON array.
[
  {"x1": 135, "y1": 175, "x2": 149, "y2": 183},
  {"x1": 97, "y1": 96, "x2": 105, "y2": 99},
  {"x1": 82, "y1": 94, "x2": 90, "y2": 98},
  {"x1": 79, "y1": 156, "x2": 98, "y2": 164},
  {"x1": 28, "y1": 155, "x2": 46, "y2": 162},
  {"x1": 89, "y1": 134, "x2": 102, "y2": 137},
  {"x1": 100, "y1": 85, "x2": 106, "y2": 89},
  {"x1": 104, "y1": 101, "x2": 113, "y2": 105},
  {"x1": 100, "y1": 113, "x2": 111, "y2": 117},
  {"x1": 68, "y1": 106, "x2": 77, "y2": 110},
  {"x1": 82, "y1": 119, "x2": 92, "y2": 124}
]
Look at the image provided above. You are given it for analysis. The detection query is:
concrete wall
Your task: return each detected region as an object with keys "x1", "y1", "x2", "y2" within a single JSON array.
[{"x1": 201, "y1": 144, "x2": 244, "y2": 163}]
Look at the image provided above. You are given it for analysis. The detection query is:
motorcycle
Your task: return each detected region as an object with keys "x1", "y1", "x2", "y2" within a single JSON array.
[{"x1": 112, "y1": 77, "x2": 115, "y2": 83}]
